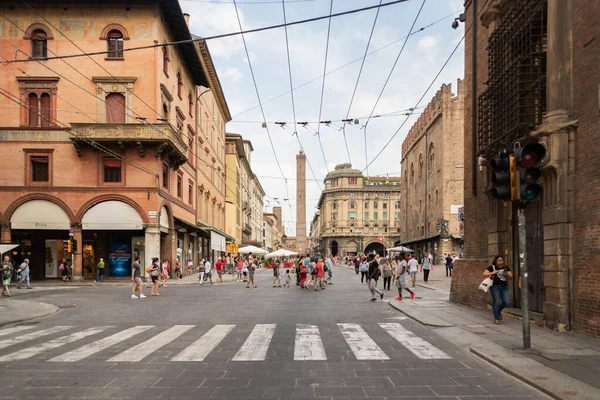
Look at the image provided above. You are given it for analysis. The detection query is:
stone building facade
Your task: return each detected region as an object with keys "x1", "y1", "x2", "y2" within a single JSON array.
[
  {"x1": 400, "y1": 81, "x2": 465, "y2": 263},
  {"x1": 452, "y1": 0, "x2": 600, "y2": 337},
  {"x1": 312, "y1": 164, "x2": 402, "y2": 257},
  {"x1": 0, "y1": 0, "x2": 231, "y2": 279}
]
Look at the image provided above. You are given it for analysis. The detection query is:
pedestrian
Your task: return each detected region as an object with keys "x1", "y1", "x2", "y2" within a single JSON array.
[
  {"x1": 407, "y1": 254, "x2": 418, "y2": 287},
  {"x1": 428, "y1": 252, "x2": 433, "y2": 267},
  {"x1": 325, "y1": 257, "x2": 333, "y2": 285},
  {"x1": 236, "y1": 257, "x2": 243, "y2": 281},
  {"x1": 215, "y1": 257, "x2": 224, "y2": 286},
  {"x1": 272, "y1": 261, "x2": 281, "y2": 288},
  {"x1": 131, "y1": 256, "x2": 146, "y2": 299},
  {"x1": 245, "y1": 257, "x2": 257, "y2": 288},
  {"x1": 391, "y1": 256, "x2": 398, "y2": 286},
  {"x1": 160, "y1": 259, "x2": 169, "y2": 288},
  {"x1": 203, "y1": 258, "x2": 213, "y2": 286},
  {"x1": 395, "y1": 253, "x2": 416, "y2": 301},
  {"x1": 16, "y1": 258, "x2": 32, "y2": 289},
  {"x1": 445, "y1": 254, "x2": 454, "y2": 277},
  {"x1": 60, "y1": 258, "x2": 69, "y2": 282},
  {"x1": 95, "y1": 258, "x2": 105, "y2": 283},
  {"x1": 359, "y1": 259, "x2": 368, "y2": 284},
  {"x1": 299, "y1": 258, "x2": 308, "y2": 288},
  {"x1": 303, "y1": 253, "x2": 313, "y2": 288},
  {"x1": 295, "y1": 255, "x2": 301, "y2": 286},
  {"x1": 422, "y1": 252, "x2": 432, "y2": 283},
  {"x1": 284, "y1": 269, "x2": 292, "y2": 288},
  {"x1": 187, "y1": 259, "x2": 193, "y2": 275},
  {"x1": 353, "y1": 256, "x2": 360, "y2": 274},
  {"x1": 382, "y1": 259, "x2": 392, "y2": 291},
  {"x1": 314, "y1": 259, "x2": 325, "y2": 291},
  {"x1": 1, "y1": 255, "x2": 13, "y2": 297},
  {"x1": 367, "y1": 254, "x2": 383, "y2": 301},
  {"x1": 484, "y1": 255, "x2": 513, "y2": 324},
  {"x1": 149, "y1": 257, "x2": 161, "y2": 296},
  {"x1": 174, "y1": 262, "x2": 181, "y2": 279}
]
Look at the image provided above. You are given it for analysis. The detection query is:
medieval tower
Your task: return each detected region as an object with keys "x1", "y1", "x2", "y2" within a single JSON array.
[{"x1": 296, "y1": 150, "x2": 308, "y2": 254}]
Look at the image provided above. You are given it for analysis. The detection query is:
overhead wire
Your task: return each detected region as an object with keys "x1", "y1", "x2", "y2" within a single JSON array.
[
  {"x1": 3, "y1": 0, "x2": 412, "y2": 65},
  {"x1": 341, "y1": 0, "x2": 383, "y2": 164},
  {"x1": 232, "y1": 0, "x2": 293, "y2": 228},
  {"x1": 315, "y1": 0, "x2": 334, "y2": 174},
  {"x1": 362, "y1": 0, "x2": 427, "y2": 176},
  {"x1": 281, "y1": 0, "x2": 323, "y2": 192},
  {"x1": 231, "y1": 9, "x2": 460, "y2": 118}
]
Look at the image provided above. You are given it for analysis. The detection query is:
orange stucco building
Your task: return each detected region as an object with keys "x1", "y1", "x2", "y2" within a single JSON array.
[{"x1": 0, "y1": 0, "x2": 232, "y2": 280}]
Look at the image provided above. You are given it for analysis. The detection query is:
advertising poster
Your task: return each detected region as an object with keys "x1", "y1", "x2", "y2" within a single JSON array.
[{"x1": 108, "y1": 242, "x2": 131, "y2": 277}]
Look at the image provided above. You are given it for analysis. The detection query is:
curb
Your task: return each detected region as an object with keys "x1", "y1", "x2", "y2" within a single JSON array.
[
  {"x1": 0, "y1": 300, "x2": 59, "y2": 328},
  {"x1": 470, "y1": 343, "x2": 600, "y2": 400},
  {"x1": 387, "y1": 301, "x2": 454, "y2": 327},
  {"x1": 415, "y1": 282, "x2": 437, "y2": 290}
]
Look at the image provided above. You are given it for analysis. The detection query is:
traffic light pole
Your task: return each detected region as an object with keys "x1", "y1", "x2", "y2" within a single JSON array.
[{"x1": 517, "y1": 204, "x2": 531, "y2": 349}]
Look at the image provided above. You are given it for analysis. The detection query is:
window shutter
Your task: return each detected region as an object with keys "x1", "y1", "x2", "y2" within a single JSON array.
[
  {"x1": 40, "y1": 93, "x2": 51, "y2": 127},
  {"x1": 28, "y1": 93, "x2": 38, "y2": 127}
]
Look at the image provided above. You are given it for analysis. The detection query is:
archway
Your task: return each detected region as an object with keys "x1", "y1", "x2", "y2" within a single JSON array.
[
  {"x1": 346, "y1": 240, "x2": 358, "y2": 256},
  {"x1": 364, "y1": 242, "x2": 385, "y2": 256},
  {"x1": 330, "y1": 240, "x2": 338, "y2": 257}
]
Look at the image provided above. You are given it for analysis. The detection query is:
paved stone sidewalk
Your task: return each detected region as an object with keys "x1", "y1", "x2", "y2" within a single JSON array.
[{"x1": 388, "y1": 266, "x2": 600, "y2": 400}]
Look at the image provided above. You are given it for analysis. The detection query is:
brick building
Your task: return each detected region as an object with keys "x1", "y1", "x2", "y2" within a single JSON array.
[
  {"x1": 312, "y1": 164, "x2": 402, "y2": 257},
  {"x1": 453, "y1": 0, "x2": 600, "y2": 337},
  {"x1": 0, "y1": 0, "x2": 231, "y2": 279},
  {"x1": 399, "y1": 81, "x2": 465, "y2": 263}
]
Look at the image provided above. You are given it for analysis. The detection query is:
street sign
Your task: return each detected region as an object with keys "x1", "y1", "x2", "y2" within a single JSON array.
[{"x1": 377, "y1": 236, "x2": 384, "y2": 242}]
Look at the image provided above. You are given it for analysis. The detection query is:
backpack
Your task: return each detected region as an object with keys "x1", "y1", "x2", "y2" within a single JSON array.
[{"x1": 323, "y1": 265, "x2": 328, "y2": 272}]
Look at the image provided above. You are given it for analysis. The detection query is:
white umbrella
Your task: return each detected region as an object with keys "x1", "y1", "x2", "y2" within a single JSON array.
[
  {"x1": 387, "y1": 245, "x2": 414, "y2": 253},
  {"x1": 0, "y1": 244, "x2": 19, "y2": 254},
  {"x1": 266, "y1": 249, "x2": 298, "y2": 258},
  {"x1": 238, "y1": 245, "x2": 268, "y2": 254}
]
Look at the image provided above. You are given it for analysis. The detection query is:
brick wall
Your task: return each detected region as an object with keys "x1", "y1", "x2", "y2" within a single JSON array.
[
  {"x1": 449, "y1": 259, "x2": 492, "y2": 310},
  {"x1": 572, "y1": 0, "x2": 600, "y2": 338}
]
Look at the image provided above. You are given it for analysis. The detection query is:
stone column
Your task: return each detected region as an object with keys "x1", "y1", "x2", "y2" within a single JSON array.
[
  {"x1": 1, "y1": 223, "x2": 11, "y2": 244},
  {"x1": 72, "y1": 224, "x2": 83, "y2": 281},
  {"x1": 531, "y1": 0, "x2": 577, "y2": 332},
  {"x1": 144, "y1": 225, "x2": 160, "y2": 277}
]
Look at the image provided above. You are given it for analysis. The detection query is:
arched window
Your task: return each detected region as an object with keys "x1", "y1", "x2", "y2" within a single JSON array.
[
  {"x1": 27, "y1": 92, "x2": 52, "y2": 127},
  {"x1": 40, "y1": 93, "x2": 51, "y2": 127},
  {"x1": 107, "y1": 30, "x2": 124, "y2": 59},
  {"x1": 31, "y1": 29, "x2": 47, "y2": 58},
  {"x1": 410, "y1": 163, "x2": 415, "y2": 184},
  {"x1": 177, "y1": 70, "x2": 183, "y2": 99},
  {"x1": 428, "y1": 142, "x2": 435, "y2": 171},
  {"x1": 418, "y1": 153, "x2": 423, "y2": 179}
]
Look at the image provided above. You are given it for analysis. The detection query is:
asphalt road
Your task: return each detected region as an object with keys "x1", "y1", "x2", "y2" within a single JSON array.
[{"x1": 0, "y1": 266, "x2": 549, "y2": 400}]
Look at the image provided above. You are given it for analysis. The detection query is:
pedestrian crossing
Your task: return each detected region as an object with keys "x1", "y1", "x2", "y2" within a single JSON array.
[{"x1": 0, "y1": 322, "x2": 451, "y2": 363}]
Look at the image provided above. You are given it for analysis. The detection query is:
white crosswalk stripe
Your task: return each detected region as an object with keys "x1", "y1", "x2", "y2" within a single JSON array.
[
  {"x1": 0, "y1": 325, "x2": 36, "y2": 335},
  {"x1": 49, "y1": 326, "x2": 153, "y2": 362},
  {"x1": 294, "y1": 324, "x2": 327, "y2": 361},
  {"x1": 171, "y1": 324, "x2": 235, "y2": 362},
  {"x1": 0, "y1": 326, "x2": 72, "y2": 351},
  {"x1": 338, "y1": 323, "x2": 389, "y2": 360},
  {"x1": 0, "y1": 326, "x2": 112, "y2": 362},
  {"x1": 0, "y1": 323, "x2": 453, "y2": 363},
  {"x1": 232, "y1": 324, "x2": 276, "y2": 361},
  {"x1": 379, "y1": 323, "x2": 451, "y2": 359},
  {"x1": 108, "y1": 325, "x2": 195, "y2": 362}
]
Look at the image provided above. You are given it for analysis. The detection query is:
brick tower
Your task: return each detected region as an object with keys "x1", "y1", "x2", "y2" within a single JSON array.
[{"x1": 296, "y1": 150, "x2": 308, "y2": 254}]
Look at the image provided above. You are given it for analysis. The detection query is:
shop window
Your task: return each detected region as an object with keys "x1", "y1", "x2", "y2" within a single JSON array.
[
  {"x1": 31, "y1": 156, "x2": 49, "y2": 182},
  {"x1": 177, "y1": 174, "x2": 183, "y2": 198},
  {"x1": 162, "y1": 163, "x2": 169, "y2": 189},
  {"x1": 107, "y1": 30, "x2": 124, "y2": 59},
  {"x1": 103, "y1": 158, "x2": 122, "y2": 183},
  {"x1": 106, "y1": 93, "x2": 126, "y2": 123}
]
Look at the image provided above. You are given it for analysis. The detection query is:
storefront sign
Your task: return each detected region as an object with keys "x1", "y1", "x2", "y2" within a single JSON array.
[
  {"x1": 108, "y1": 242, "x2": 132, "y2": 277},
  {"x1": 377, "y1": 236, "x2": 384, "y2": 242},
  {"x1": 210, "y1": 232, "x2": 226, "y2": 252},
  {"x1": 148, "y1": 211, "x2": 157, "y2": 219}
]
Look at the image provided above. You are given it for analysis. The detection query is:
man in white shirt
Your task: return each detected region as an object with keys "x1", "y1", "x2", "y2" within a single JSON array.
[
  {"x1": 407, "y1": 254, "x2": 419, "y2": 288},
  {"x1": 203, "y1": 259, "x2": 213, "y2": 287}
]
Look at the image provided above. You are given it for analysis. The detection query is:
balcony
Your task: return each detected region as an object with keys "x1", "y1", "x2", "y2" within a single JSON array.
[
  {"x1": 70, "y1": 123, "x2": 188, "y2": 167},
  {"x1": 243, "y1": 222, "x2": 252, "y2": 235}
]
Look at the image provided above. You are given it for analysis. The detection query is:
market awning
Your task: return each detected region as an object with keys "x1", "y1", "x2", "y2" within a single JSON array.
[
  {"x1": 11, "y1": 200, "x2": 71, "y2": 230},
  {"x1": 0, "y1": 244, "x2": 19, "y2": 255},
  {"x1": 199, "y1": 226, "x2": 236, "y2": 243},
  {"x1": 82, "y1": 200, "x2": 143, "y2": 230},
  {"x1": 398, "y1": 234, "x2": 440, "y2": 246}
]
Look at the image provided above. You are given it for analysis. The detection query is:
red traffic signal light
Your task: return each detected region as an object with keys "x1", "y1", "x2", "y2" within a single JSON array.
[
  {"x1": 515, "y1": 143, "x2": 546, "y2": 169},
  {"x1": 513, "y1": 142, "x2": 546, "y2": 202}
]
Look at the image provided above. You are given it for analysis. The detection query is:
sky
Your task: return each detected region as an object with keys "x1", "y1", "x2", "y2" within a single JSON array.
[{"x1": 180, "y1": 0, "x2": 466, "y2": 237}]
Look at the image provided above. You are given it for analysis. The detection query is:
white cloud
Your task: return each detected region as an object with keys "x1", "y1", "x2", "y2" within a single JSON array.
[
  {"x1": 418, "y1": 35, "x2": 439, "y2": 51},
  {"x1": 222, "y1": 67, "x2": 243, "y2": 82}
]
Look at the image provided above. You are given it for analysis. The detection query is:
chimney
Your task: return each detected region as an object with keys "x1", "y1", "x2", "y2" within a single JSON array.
[{"x1": 183, "y1": 13, "x2": 190, "y2": 27}]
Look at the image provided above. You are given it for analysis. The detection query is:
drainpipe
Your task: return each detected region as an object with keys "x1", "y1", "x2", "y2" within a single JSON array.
[{"x1": 471, "y1": 0, "x2": 478, "y2": 196}]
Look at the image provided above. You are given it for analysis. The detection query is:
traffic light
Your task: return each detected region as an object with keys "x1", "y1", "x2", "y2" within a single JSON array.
[
  {"x1": 67, "y1": 239, "x2": 72, "y2": 253},
  {"x1": 72, "y1": 240, "x2": 78, "y2": 252},
  {"x1": 513, "y1": 142, "x2": 546, "y2": 202},
  {"x1": 489, "y1": 150, "x2": 511, "y2": 200}
]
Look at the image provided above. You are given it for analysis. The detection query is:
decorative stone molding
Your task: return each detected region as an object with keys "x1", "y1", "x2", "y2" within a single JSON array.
[
  {"x1": 23, "y1": 23, "x2": 54, "y2": 40},
  {"x1": 99, "y1": 23, "x2": 130, "y2": 40},
  {"x1": 92, "y1": 76, "x2": 137, "y2": 123}
]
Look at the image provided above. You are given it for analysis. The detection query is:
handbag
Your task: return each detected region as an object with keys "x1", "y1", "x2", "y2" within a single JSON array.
[
  {"x1": 479, "y1": 277, "x2": 494, "y2": 293},
  {"x1": 150, "y1": 269, "x2": 159, "y2": 277}
]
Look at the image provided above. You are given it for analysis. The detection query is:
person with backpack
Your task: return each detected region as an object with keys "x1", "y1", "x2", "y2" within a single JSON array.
[
  {"x1": 1, "y1": 255, "x2": 13, "y2": 297},
  {"x1": 367, "y1": 253, "x2": 384, "y2": 301},
  {"x1": 395, "y1": 253, "x2": 416, "y2": 301},
  {"x1": 359, "y1": 259, "x2": 368, "y2": 284}
]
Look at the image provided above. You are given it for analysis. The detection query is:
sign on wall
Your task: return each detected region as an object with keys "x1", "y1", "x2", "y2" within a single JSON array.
[{"x1": 108, "y1": 242, "x2": 132, "y2": 277}]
